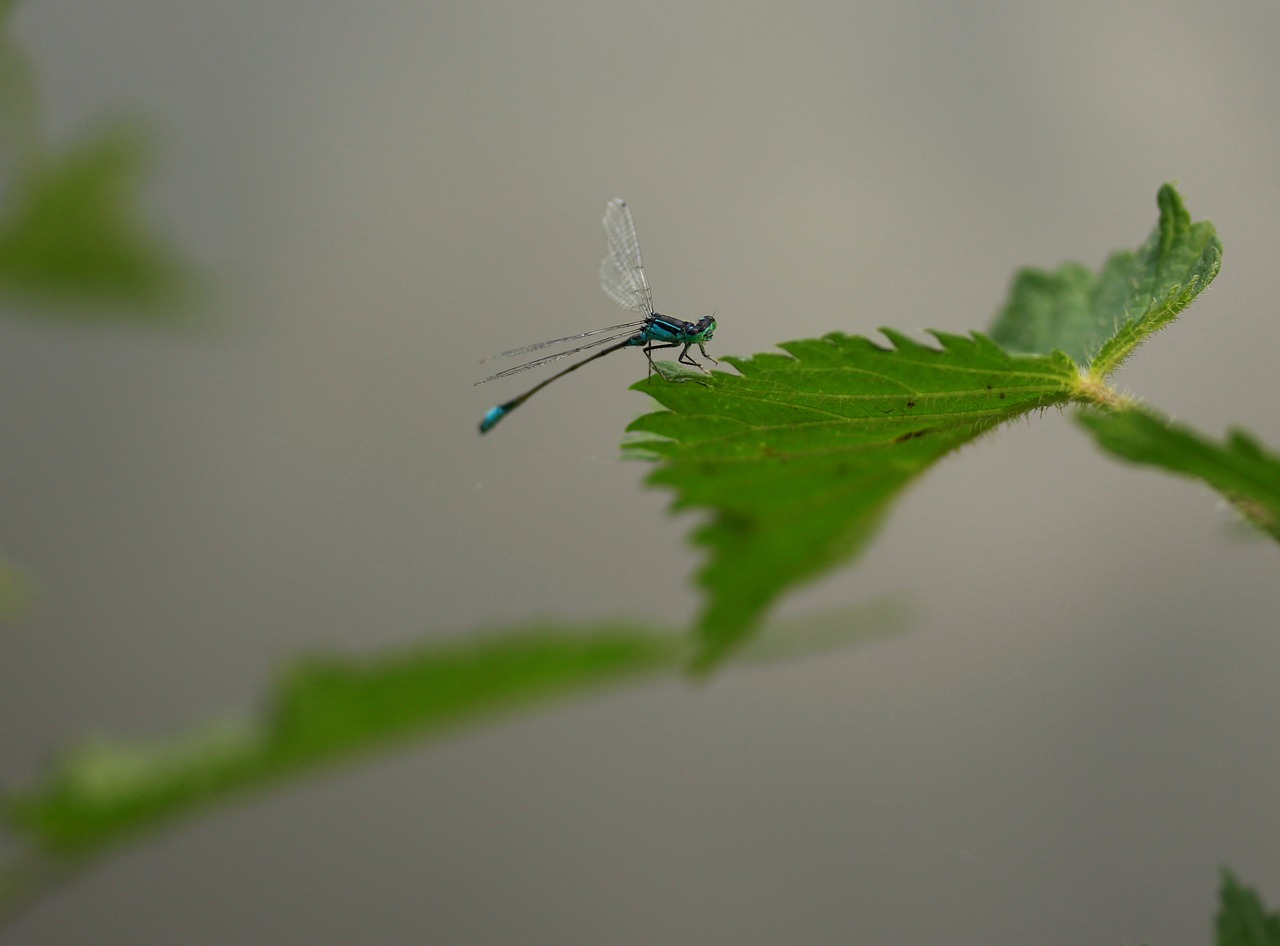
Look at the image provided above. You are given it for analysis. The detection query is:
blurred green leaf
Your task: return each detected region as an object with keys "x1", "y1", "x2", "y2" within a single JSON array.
[
  {"x1": 1078, "y1": 408, "x2": 1280, "y2": 541},
  {"x1": 990, "y1": 184, "x2": 1221, "y2": 373},
  {"x1": 0, "y1": 126, "x2": 189, "y2": 312},
  {"x1": 1217, "y1": 869, "x2": 1280, "y2": 946},
  {"x1": 4, "y1": 625, "x2": 684, "y2": 856},
  {"x1": 628, "y1": 333, "x2": 1077, "y2": 668},
  {"x1": 1, "y1": 5, "x2": 195, "y2": 315},
  {"x1": 0, "y1": 600, "x2": 904, "y2": 919}
]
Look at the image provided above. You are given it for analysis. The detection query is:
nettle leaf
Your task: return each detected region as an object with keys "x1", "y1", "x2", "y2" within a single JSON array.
[
  {"x1": 990, "y1": 184, "x2": 1221, "y2": 374},
  {"x1": 630, "y1": 185, "x2": 1223, "y2": 668},
  {"x1": 1078, "y1": 408, "x2": 1280, "y2": 542},
  {"x1": 628, "y1": 332, "x2": 1077, "y2": 667}
]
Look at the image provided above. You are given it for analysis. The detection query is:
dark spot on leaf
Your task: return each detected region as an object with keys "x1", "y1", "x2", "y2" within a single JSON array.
[{"x1": 716, "y1": 510, "x2": 756, "y2": 537}]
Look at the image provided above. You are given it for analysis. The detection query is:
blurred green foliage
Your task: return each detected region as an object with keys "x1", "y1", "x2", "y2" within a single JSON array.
[
  {"x1": 1218, "y1": 870, "x2": 1280, "y2": 946},
  {"x1": 0, "y1": 2, "x2": 192, "y2": 315},
  {"x1": 0, "y1": 603, "x2": 906, "y2": 921}
]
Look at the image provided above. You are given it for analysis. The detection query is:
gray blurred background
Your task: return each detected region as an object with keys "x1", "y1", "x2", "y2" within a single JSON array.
[{"x1": 2, "y1": 0, "x2": 1278, "y2": 942}]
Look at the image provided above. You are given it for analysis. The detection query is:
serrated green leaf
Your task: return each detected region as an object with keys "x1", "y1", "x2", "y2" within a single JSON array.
[
  {"x1": 628, "y1": 332, "x2": 1077, "y2": 668},
  {"x1": 1217, "y1": 870, "x2": 1280, "y2": 946},
  {"x1": 1077, "y1": 408, "x2": 1280, "y2": 541},
  {"x1": 989, "y1": 184, "x2": 1221, "y2": 374}
]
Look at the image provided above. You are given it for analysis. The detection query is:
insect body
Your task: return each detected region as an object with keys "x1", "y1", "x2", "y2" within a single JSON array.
[{"x1": 476, "y1": 198, "x2": 716, "y2": 434}]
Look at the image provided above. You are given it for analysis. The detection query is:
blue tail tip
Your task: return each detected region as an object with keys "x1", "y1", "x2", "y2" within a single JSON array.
[{"x1": 479, "y1": 405, "x2": 507, "y2": 434}]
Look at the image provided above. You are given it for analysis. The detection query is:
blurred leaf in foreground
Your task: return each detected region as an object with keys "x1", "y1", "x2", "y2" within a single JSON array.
[
  {"x1": 0, "y1": 600, "x2": 905, "y2": 921},
  {"x1": 4, "y1": 626, "x2": 682, "y2": 857},
  {"x1": 1217, "y1": 869, "x2": 1280, "y2": 946},
  {"x1": 1078, "y1": 408, "x2": 1280, "y2": 542}
]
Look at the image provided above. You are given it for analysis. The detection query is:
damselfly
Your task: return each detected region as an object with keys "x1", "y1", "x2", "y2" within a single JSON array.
[{"x1": 476, "y1": 198, "x2": 716, "y2": 434}]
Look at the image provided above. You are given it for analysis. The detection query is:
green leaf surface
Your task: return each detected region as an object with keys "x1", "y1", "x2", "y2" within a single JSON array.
[
  {"x1": 1078, "y1": 408, "x2": 1280, "y2": 541},
  {"x1": 628, "y1": 332, "x2": 1077, "y2": 667},
  {"x1": 989, "y1": 184, "x2": 1221, "y2": 374},
  {"x1": 1217, "y1": 870, "x2": 1280, "y2": 946}
]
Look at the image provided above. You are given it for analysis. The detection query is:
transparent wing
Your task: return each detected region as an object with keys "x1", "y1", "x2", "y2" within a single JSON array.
[
  {"x1": 599, "y1": 198, "x2": 654, "y2": 315},
  {"x1": 475, "y1": 328, "x2": 638, "y2": 385},
  {"x1": 481, "y1": 319, "x2": 646, "y2": 363}
]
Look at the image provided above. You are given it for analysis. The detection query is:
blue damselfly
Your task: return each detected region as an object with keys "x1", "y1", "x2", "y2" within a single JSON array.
[{"x1": 476, "y1": 199, "x2": 716, "y2": 434}]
